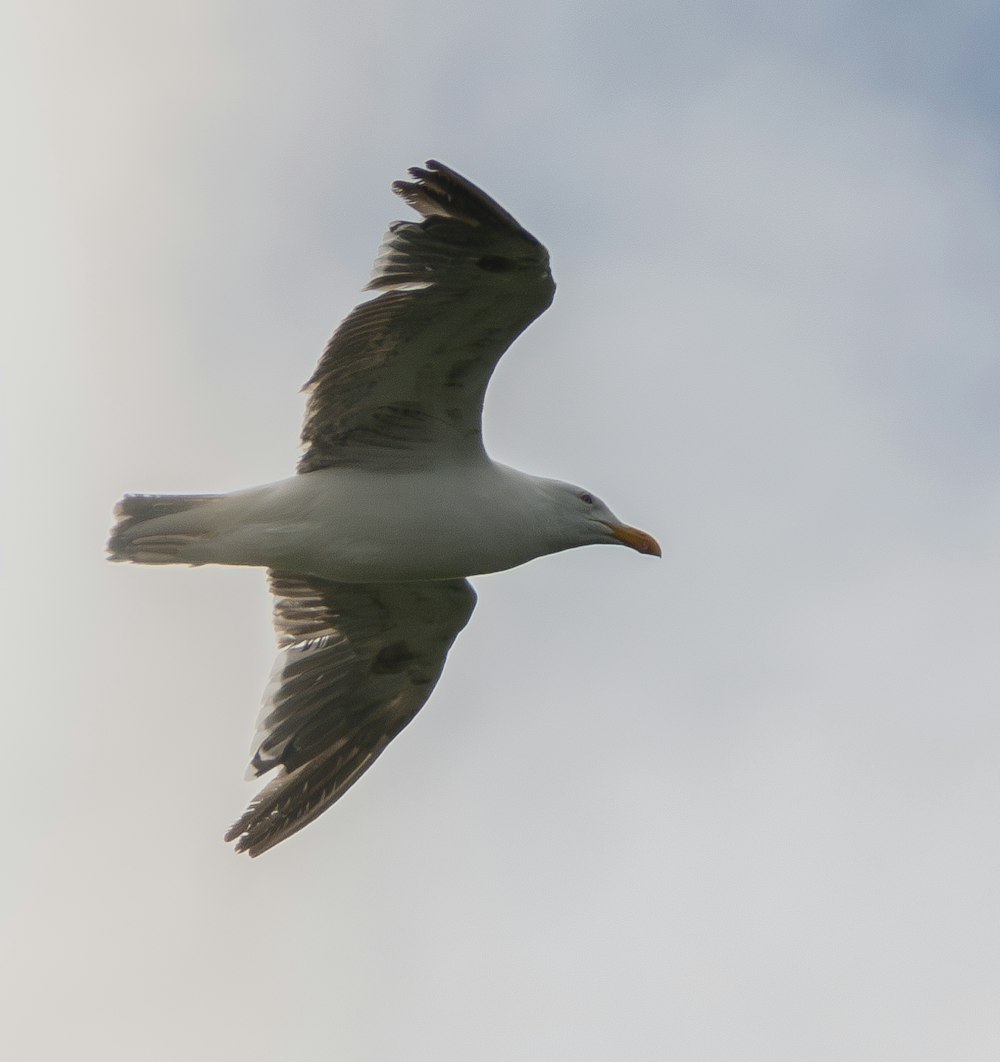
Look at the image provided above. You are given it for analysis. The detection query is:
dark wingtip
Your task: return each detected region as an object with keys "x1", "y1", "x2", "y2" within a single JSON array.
[
  {"x1": 223, "y1": 820, "x2": 244, "y2": 845},
  {"x1": 390, "y1": 159, "x2": 537, "y2": 239},
  {"x1": 224, "y1": 820, "x2": 258, "y2": 856}
]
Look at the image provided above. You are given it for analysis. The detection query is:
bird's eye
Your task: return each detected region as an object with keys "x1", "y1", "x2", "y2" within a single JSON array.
[{"x1": 579, "y1": 492, "x2": 594, "y2": 505}]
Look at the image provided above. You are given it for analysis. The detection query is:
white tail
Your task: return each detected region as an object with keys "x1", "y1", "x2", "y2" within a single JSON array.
[{"x1": 107, "y1": 493, "x2": 223, "y2": 564}]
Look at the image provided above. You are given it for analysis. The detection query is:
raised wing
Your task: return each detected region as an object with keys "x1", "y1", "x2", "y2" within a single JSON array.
[
  {"x1": 298, "y1": 160, "x2": 555, "y2": 473},
  {"x1": 225, "y1": 572, "x2": 477, "y2": 856}
]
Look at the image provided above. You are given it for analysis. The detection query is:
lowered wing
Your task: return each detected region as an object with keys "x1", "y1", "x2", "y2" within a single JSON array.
[{"x1": 225, "y1": 572, "x2": 477, "y2": 856}]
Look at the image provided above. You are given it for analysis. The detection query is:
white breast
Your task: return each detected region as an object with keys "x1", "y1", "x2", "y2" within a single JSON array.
[{"x1": 193, "y1": 461, "x2": 563, "y2": 583}]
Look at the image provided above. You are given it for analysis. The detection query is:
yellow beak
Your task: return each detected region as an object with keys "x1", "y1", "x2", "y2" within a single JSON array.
[{"x1": 606, "y1": 523, "x2": 661, "y2": 557}]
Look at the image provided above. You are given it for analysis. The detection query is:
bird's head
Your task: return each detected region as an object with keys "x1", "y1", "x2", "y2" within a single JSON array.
[{"x1": 543, "y1": 480, "x2": 661, "y2": 557}]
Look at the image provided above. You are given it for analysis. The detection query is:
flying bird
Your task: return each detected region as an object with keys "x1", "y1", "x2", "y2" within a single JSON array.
[{"x1": 108, "y1": 161, "x2": 660, "y2": 856}]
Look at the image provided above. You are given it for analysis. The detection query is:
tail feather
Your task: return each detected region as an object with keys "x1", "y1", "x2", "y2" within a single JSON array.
[{"x1": 107, "y1": 493, "x2": 222, "y2": 563}]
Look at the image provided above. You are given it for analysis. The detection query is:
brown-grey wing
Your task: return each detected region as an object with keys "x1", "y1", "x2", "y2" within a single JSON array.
[
  {"x1": 298, "y1": 160, "x2": 555, "y2": 473},
  {"x1": 225, "y1": 572, "x2": 477, "y2": 856}
]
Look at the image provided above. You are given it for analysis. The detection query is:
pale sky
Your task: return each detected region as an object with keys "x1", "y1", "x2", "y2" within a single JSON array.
[{"x1": 4, "y1": 2, "x2": 999, "y2": 1060}]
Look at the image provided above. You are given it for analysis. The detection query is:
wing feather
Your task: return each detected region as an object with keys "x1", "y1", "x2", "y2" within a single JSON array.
[
  {"x1": 225, "y1": 572, "x2": 477, "y2": 856},
  {"x1": 298, "y1": 161, "x2": 555, "y2": 472}
]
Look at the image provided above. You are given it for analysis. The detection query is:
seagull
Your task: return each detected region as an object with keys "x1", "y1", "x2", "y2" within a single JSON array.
[{"x1": 108, "y1": 161, "x2": 660, "y2": 856}]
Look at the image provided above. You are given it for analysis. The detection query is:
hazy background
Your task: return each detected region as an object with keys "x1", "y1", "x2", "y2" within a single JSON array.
[{"x1": 4, "y1": 2, "x2": 998, "y2": 1059}]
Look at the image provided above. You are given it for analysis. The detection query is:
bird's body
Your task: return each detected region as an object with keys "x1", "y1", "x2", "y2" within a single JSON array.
[
  {"x1": 113, "y1": 462, "x2": 620, "y2": 582},
  {"x1": 109, "y1": 161, "x2": 659, "y2": 855}
]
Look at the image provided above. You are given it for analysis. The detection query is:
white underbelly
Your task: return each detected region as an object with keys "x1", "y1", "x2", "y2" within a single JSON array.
[{"x1": 194, "y1": 466, "x2": 549, "y2": 583}]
